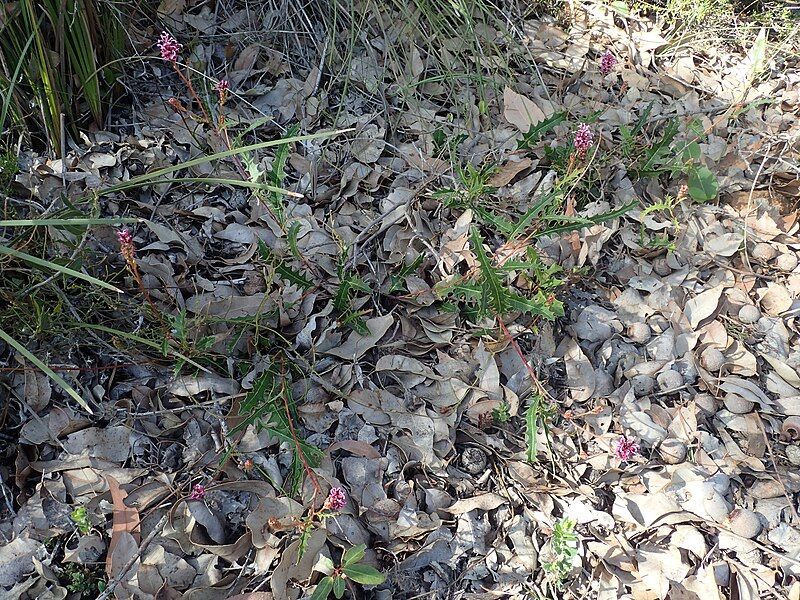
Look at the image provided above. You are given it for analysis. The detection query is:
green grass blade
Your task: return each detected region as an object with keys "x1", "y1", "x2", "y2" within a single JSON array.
[
  {"x1": 0, "y1": 327, "x2": 93, "y2": 414},
  {"x1": 525, "y1": 397, "x2": 538, "y2": 463},
  {"x1": 97, "y1": 129, "x2": 352, "y2": 197},
  {"x1": 117, "y1": 177, "x2": 303, "y2": 197},
  {"x1": 0, "y1": 217, "x2": 139, "y2": 227},
  {"x1": 0, "y1": 28, "x2": 36, "y2": 134},
  {"x1": 70, "y1": 322, "x2": 212, "y2": 374},
  {"x1": 0, "y1": 245, "x2": 123, "y2": 292}
]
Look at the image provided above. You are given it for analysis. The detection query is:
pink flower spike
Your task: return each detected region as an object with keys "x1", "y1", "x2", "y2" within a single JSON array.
[
  {"x1": 216, "y1": 79, "x2": 230, "y2": 104},
  {"x1": 117, "y1": 228, "x2": 135, "y2": 262},
  {"x1": 573, "y1": 123, "x2": 594, "y2": 159},
  {"x1": 323, "y1": 487, "x2": 347, "y2": 511},
  {"x1": 157, "y1": 31, "x2": 181, "y2": 63},
  {"x1": 188, "y1": 483, "x2": 206, "y2": 500},
  {"x1": 613, "y1": 436, "x2": 640, "y2": 462},
  {"x1": 116, "y1": 228, "x2": 133, "y2": 246},
  {"x1": 600, "y1": 50, "x2": 617, "y2": 76}
]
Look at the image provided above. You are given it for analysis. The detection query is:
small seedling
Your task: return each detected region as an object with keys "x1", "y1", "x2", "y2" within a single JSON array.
[
  {"x1": 638, "y1": 186, "x2": 688, "y2": 251},
  {"x1": 525, "y1": 393, "x2": 556, "y2": 463},
  {"x1": 628, "y1": 115, "x2": 719, "y2": 202},
  {"x1": 542, "y1": 517, "x2": 578, "y2": 588},
  {"x1": 310, "y1": 544, "x2": 386, "y2": 599},
  {"x1": 492, "y1": 401, "x2": 511, "y2": 424},
  {"x1": 70, "y1": 506, "x2": 92, "y2": 534},
  {"x1": 433, "y1": 161, "x2": 496, "y2": 210},
  {"x1": 61, "y1": 564, "x2": 106, "y2": 596},
  {"x1": 333, "y1": 259, "x2": 372, "y2": 334}
]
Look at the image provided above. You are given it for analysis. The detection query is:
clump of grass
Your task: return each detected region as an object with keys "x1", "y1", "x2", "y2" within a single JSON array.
[
  {"x1": 0, "y1": 149, "x2": 18, "y2": 193},
  {"x1": 0, "y1": 0, "x2": 126, "y2": 153},
  {"x1": 629, "y1": 0, "x2": 798, "y2": 49}
]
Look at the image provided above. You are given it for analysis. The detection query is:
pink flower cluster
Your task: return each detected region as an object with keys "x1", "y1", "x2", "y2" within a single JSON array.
[
  {"x1": 613, "y1": 436, "x2": 640, "y2": 462},
  {"x1": 573, "y1": 123, "x2": 594, "y2": 159},
  {"x1": 600, "y1": 50, "x2": 617, "y2": 76},
  {"x1": 324, "y1": 487, "x2": 347, "y2": 511},
  {"x1": 188, "y1": 483, "x2": 206, "y2": 500},
  {"x1": 116, "y1": 228, "x2": 133, "y2": 246},
  {"x1": 216, "y1": 79, "x2": 230, "y2": 104},
  {"x1": 158, "y1": 31, "x2": 181, "y2": 63},
  {"x1": 117, "y1": 228, "x2": 135, "y2": 263}
]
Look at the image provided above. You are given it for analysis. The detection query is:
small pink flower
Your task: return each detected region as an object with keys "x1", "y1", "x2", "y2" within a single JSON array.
[
  {"x1": 600, "y1": 50, "x2": 617, "y2": 76},
  {"x1": 613, "y1": 436, "x2": 640, "y2": 462},
  {"x1": 573, "y1": 123, "x2": 594, "y2": 159},
  {"x1": 116, "y1": 228, "x2": 133, "y2": 246},
  {"x1": 323, "y1": 487, "x2": 347, "y2": 511},
  {"x1": 216, "y1": 79, "x2": 230, "y2": 104},
  {"x1": 157, "y1": 31, "x2": 181, "y2": 63},
  {"x1": 188, "y1": 484, "x2": 206, "y2": 500},
  {"x1": 117, "y1": 228, "x2": 135, "y2": 263}
]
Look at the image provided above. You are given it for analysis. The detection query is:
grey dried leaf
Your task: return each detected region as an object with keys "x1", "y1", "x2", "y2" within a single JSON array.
[
  {"x1": 325, "y1": 314, "x2": 394, "y2": 360},
  {"x1": 443, "y1": 493, "x2": 508, "y2": 514},
  {"x1": 62, "y1": 426, "x2": 131, "y2": 462},
  {"x1": 0, "y1": 536, "x2": 42, "y2": 586},
  {"x1": 684, "y1": 285, "x2": 724, "y2": 329}
]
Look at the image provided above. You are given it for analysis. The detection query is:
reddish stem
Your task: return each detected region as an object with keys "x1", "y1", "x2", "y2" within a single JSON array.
[{"x1": 279, "y1": 371, "x2": 321, "y2": 500}]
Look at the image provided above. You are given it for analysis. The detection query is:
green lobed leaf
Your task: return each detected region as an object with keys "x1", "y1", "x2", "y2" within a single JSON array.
[
  {"x1": 517, "y1": 112, "x2": 566, "y2": 150},
  {"x1": 342, "y1": 564, "x2": 386, "y2": 585},
  {"x1": 470, "y1": 228, "x2": 506, "y2": 316}
]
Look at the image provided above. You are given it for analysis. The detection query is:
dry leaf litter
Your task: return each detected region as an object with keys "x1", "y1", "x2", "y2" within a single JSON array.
[{"x1": 1, "y1": 2, "x2": 800, "y2": 599}]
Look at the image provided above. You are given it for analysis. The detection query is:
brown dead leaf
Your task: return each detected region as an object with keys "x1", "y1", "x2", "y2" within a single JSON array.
[
  {"x1": 760, "y1": 282, "x2": 792, "y2": 315},
  {"x1": 234, "y1": 44, "x2": 260, "y2": 72},
  {"x1": 327, "y1": 439, "x2": 381, "y2": 459},
  {"x1": 325, "y1": 314, "x2": 394, "y2": 360},
  {"x1": 488, "y1": 158, "x2": 533, "y2": 187},
  {"x1": 157, "y1": 0, "x2": 185, "y2": 17},
  {"x1": 106, "y1": 475, "x2": 140, "y2": 575},
  {"x1": 503, "y1": 87, "x2": 547, "y2": 132},
  {"x1": 271, "y1": 528, "x2": 326, "y2": 598}
]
